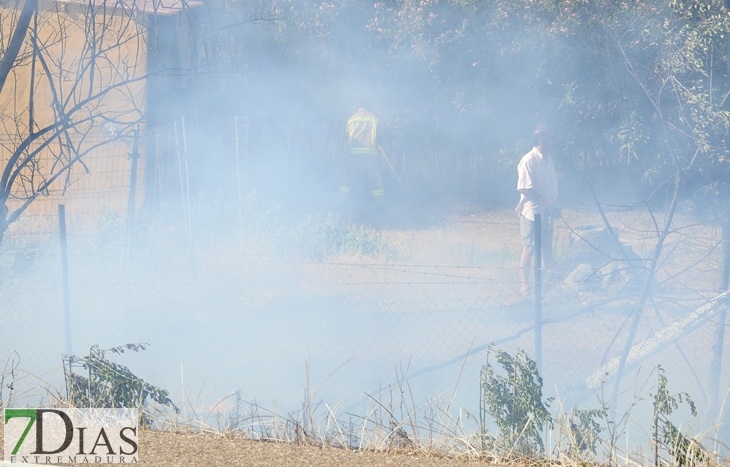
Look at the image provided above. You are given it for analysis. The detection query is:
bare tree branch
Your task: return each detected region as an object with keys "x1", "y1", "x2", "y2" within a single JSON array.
[{"x1": 0, "y1": 0, "x2": 38, "y2": 94}]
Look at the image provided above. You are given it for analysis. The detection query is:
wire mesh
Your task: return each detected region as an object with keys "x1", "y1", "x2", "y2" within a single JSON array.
[
  {"x1": 1, "y1": 117, "x2": 729, "y2": 450},
  {"x1": 2, "y1": 263, "x2": 729, "y2": 417}
]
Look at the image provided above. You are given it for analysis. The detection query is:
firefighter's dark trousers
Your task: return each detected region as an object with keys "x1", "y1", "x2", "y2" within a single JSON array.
[{"x1": 339, "y1": 155, "x2": 384, "y2": 198}]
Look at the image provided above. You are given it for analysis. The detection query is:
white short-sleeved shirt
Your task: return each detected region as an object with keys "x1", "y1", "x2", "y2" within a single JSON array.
[{"x1": 517, "y1": 147, "x2": 558, "y2": 221}]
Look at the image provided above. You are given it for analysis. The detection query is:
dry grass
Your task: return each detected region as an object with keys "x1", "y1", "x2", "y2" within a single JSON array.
[
  {"x1": 290, "y1": 205, "x2": 724, "y2": 304},
  {"x1": 298, "y1": 209, "x2": 523, "y2": 303}
]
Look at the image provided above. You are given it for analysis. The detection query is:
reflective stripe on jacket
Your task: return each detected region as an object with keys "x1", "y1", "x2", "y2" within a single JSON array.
[{"x1": 347, "y1": 108, "x2": 378, "y2": 156}]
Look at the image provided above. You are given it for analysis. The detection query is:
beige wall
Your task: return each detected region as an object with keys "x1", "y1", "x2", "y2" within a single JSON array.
[{"x1": 0, "y1": 0, "x2": 148, "y2": 227}]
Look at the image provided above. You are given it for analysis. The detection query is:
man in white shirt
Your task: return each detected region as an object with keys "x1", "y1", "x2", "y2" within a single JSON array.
[{"x1": 515, "y1": 125, "x2": 558, "y2": 294}]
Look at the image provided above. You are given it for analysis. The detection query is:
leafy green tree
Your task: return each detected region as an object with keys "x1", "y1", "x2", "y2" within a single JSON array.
[
  {"x1": 177, "y1": 0, "x2": 730, "y2": 202},
  {"x1": 362, "y1": 0, "x2": 730, "y2": 196}
]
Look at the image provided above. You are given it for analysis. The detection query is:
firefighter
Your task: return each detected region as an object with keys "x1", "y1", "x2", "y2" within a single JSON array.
[{"x1": 338, "y1": 100, "x2": 385, "y2": 209}]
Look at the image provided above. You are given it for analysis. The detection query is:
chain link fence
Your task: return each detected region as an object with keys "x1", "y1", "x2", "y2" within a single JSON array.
[
  {"x1": 2, "y1": 242, "x2": 728, "y2": 421},
  {"x1": 1, "y1": 117, "x2": 729, "y2": 452}
]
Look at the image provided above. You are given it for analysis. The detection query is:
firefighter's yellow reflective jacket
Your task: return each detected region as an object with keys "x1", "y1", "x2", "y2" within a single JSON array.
[{"x1": 347, "y1": 108, "x2": 379, "y2": 156}]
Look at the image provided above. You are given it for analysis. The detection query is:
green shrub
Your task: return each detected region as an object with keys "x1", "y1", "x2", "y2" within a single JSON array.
[
  {"x1": 565, "y1": 406, "x2": 606, "y2": 457},
  {"x1": 652, "y1": 366, "x2": 709, "y2": 467},
  {"x1": 63, "y1": 344, "x2": 177, "y2": 426},
  {"x1": 479, "y1": 346, "x2": 553, "y2": 455}
]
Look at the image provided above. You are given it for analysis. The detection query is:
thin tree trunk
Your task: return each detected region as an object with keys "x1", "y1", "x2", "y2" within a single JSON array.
[
  {"x1": 0, "y1": 0, "x2": 38, "y2": 247},
  {"x1": 0, "y1": 0, "x2": 38, "y2": 94}
]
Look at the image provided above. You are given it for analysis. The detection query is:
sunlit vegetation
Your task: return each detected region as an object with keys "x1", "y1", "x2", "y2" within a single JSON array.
[{"x1": 189, "y1": 0, "x2": 730, "y2": 206}]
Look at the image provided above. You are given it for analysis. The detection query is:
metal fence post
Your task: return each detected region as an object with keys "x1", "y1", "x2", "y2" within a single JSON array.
[
  {"x1": 708, "y1": 220, "x2": 730, "y2": 416},
  {"x1": 534, "y1": 213, "x2": 542, "y2": 375},
  {"x1": 59, "y1": 204, "x2": 73, "y2": 356},
  {"x1": 234, "y1": 116, "x2": 249, "y2": 243},
  {"x1": 123, "y1": 124, "x2": 140, "y2": 264},
  {"x1": 174, "y1": 119, "x2": 196, "y2": 276}
]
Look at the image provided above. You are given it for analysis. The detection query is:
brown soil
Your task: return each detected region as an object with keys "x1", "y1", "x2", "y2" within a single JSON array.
[
  {"x1": 139, "y1": 430, "x2": 498, "y2": 467},
  {"x1": 0, "y1": 420, "x2": 497, "y2": 467}
]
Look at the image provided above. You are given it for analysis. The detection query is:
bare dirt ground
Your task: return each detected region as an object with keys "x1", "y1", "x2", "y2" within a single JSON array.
[
  {"x1": 140, "y1": 430, "x2": 494, "y2": 467},
  {"x1": 0, "y1": 422, "x2": 496, "y2": 467}
]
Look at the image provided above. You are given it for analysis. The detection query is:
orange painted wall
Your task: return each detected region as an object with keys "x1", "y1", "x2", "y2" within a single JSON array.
[{"x1": 0, "y1": 0, "x2": 148, "y2": 231}]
